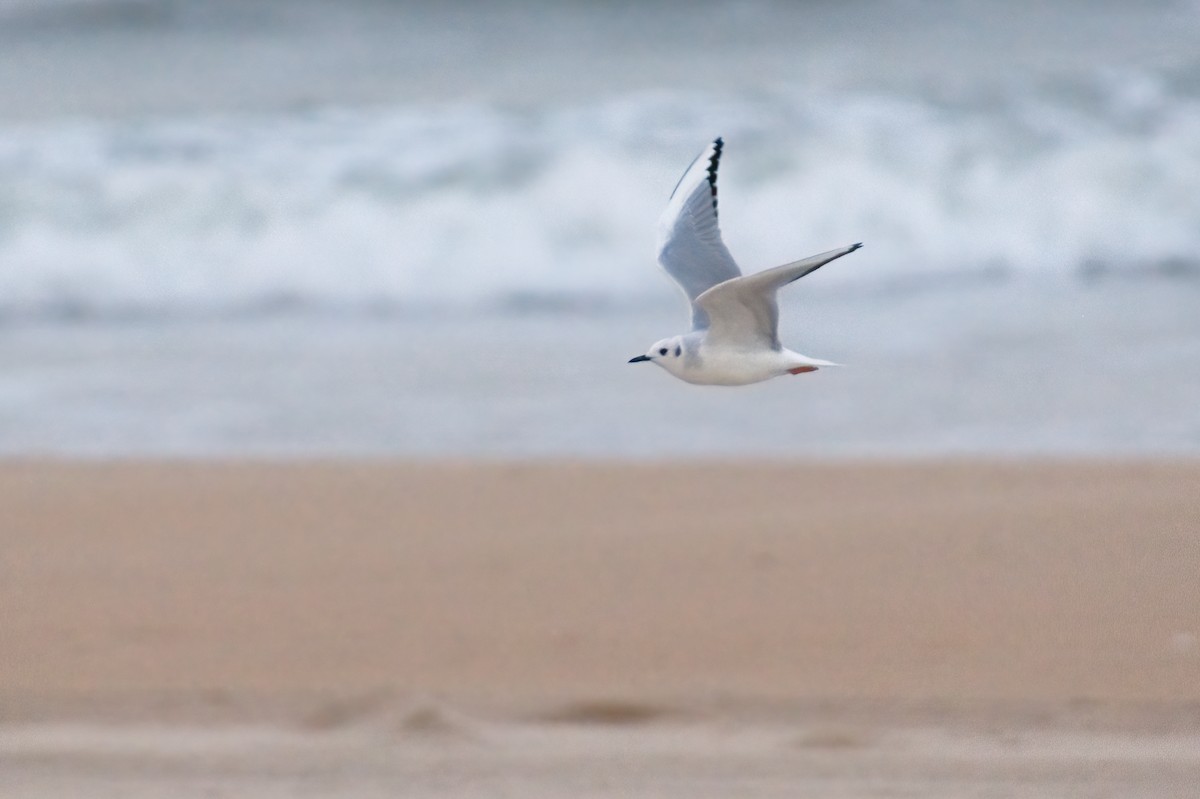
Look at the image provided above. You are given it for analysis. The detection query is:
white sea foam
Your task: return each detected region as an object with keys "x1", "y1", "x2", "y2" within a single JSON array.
[{"x1": 1, "y1": 78, "x2": 1198, "y2": 320}]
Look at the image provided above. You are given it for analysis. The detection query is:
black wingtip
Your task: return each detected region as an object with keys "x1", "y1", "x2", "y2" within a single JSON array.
[
  {"x1": 849, "y1": 242, "x2": 863, "y2": 252},
  {"x1": 707, "y1": 137, "x2": 723, "y2": 212}
]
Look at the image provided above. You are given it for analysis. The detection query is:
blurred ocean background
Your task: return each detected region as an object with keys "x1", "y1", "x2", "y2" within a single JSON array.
[{"x1": 1, "y1": 0, "x2": 1198, "y2": 457}]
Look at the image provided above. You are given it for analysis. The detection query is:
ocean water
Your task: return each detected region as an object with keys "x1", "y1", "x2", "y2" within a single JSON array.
[{"x1": 1, "y1": 0, "x2": 1198, "y2": 457}]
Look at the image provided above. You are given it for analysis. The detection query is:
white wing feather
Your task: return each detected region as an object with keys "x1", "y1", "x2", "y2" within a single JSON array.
[
  {"x1": 655, "y1": 138, "x2": 741, "y2": 330},
  {"x1": 696, "y1": 244, "x2": 862, "y2": 350}
]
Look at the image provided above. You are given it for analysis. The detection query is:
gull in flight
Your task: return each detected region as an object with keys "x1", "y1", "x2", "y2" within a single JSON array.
[{"x1": 628, "y1": 137, "x2": 861, "y2": 385}]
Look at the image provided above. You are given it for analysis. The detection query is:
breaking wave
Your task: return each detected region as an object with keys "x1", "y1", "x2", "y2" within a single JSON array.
[{"x1": 2, "y1": 77, "x2": 1198, "y2": 320}]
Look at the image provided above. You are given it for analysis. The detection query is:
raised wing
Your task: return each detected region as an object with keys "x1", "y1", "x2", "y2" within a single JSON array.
[
  {"x1": 695, "y1": 243, "x2": 862, "y2": 350},
  {"x1": 655, "y1": 137, "x2": 741, "y2": 330}
]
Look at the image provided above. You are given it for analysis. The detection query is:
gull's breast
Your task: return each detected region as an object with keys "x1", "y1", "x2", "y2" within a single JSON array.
[{"x1": 681, "y1": 345, "x2": 789, "y2": 386}]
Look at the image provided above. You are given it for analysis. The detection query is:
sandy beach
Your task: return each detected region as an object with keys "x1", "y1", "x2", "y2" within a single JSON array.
[{"x1": 2, "y1": 459, "x2": 1199, "y2": 796}]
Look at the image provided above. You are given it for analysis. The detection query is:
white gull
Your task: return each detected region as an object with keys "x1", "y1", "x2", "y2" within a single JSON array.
[{"x1": 629, "y1": 137, "x2": 861, "y2": 386}]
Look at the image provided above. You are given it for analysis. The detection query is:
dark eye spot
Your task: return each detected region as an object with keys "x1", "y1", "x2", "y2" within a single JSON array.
[
  {"x1": 659, "y1": 347, "x2": 668, "y2": 356},
  {"x1": 674, "y1": 345, "x2": 681, "y2": 357}
]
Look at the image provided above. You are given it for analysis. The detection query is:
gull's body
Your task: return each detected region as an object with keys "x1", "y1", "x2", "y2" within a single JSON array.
[{"x1": 629, "y1": 137, "x2": 861, "y2": 386}]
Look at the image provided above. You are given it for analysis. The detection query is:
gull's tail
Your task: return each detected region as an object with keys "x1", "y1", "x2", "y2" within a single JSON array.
[{"x1": 787, "y1": 352, "x2": 840, "y2": 370}]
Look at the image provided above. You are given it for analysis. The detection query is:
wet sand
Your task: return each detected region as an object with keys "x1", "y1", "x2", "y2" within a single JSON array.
[{"x1": 3, "y1": 460, "x2": 1199, "y2": 797}]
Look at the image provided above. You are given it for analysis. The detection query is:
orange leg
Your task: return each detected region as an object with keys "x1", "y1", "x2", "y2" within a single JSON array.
[{"x1": 788, "y1": 366, "x2": 818, "y2": 375}]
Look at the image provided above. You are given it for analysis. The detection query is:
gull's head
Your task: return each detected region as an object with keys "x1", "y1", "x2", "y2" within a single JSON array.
[{"x1": 628, "y1": 336, "x2": 686, "y2": 375}]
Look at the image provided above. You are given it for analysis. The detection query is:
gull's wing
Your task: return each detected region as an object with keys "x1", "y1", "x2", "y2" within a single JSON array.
[
  {"x1": 655, "y1": 137, "x2": 741, "y2": 330},
  {"x1": 695, "y1": 243, "x2": 862, "y2": 350}
]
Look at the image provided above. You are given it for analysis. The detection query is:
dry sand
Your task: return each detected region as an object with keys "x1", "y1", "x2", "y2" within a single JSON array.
[{"x1": 2, "y1": 460, "x2": 1199, "y2": 797}]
